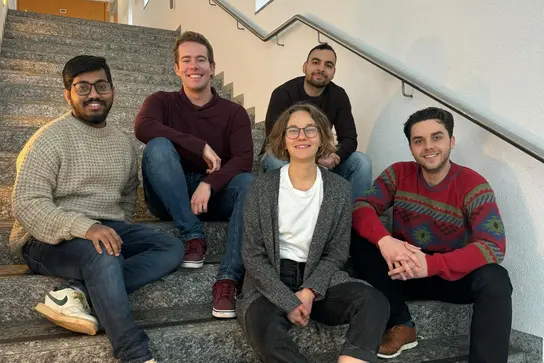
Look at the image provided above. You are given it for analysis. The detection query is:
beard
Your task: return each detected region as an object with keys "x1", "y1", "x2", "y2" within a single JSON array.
[
  {"x1": 305, "y1": 72, "x2": 329, "y2": 89},
  {"x1": 71, "y1": 99, "x2": 113, "y2": 125}
]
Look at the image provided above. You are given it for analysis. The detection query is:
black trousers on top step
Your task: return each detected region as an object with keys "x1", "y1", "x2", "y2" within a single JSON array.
[{"x1": 350, "y1": 233, "x2": 513, "y2": 363}]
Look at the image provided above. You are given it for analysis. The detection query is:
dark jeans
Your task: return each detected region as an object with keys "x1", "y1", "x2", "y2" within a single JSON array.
[
  {"x1": 141, "y1": 137, "x2": 254, "y2": 282},
  {"x1": 350, "y1": 234, "x2": 513, "y2": 363},
  {"x1": 22, "y1": 220, "x2": 184, "y2": 363},
  {"x1": 244, "y1": 259, "x2": 389, "y2": 363}
]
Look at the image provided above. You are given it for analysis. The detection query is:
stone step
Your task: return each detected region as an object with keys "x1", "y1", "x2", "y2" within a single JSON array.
[
  {"x1": 1, "y1": 38, "x2": 175, "y2": 67},
  {"x1": 0, "y1": 220, "x2": 228, "y2": 266},
  {"x1": 0, "y1": 58, "x2": 181, "y2": 87},
  {"x1": 2, "y1": 305, "x2": 524, "y2": 362},
  {"x1": 0, "y1": 69, "x2": 179, "y2": 96},
  {"x1": 7, "y1": 10, "x2": 177, "y2": 37},
  {"x1": 0, "y1": 260, "x2": 470, "y2": 338},
  {"x1": 0, "y1": 262, "x2": 223, "y2": 323},
  {"x1": 3, "y1": 29, "x2": 172, "y2": 62},
  {"x1": 6, "y1": 15, "x2": 177, "y2": 50},
  {"x1": 0, "y1": 48, "x2": 177, "y2": 77}
]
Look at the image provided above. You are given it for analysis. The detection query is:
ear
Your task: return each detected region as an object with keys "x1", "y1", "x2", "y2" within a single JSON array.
[
  {"x1": 210, "y1": 62, "x2": 216, "y2": 78},
  {"x1": 450, "y1": 135, "x2": 456, "y2": 149},
  {"x1": 174, "y1": 61, "x2": 182, "y2": 78},
  {"x1": 64, "y1": 89, "x2": 71, "y2": 105},
  {"x1": 302, "y1": 62, "x2": 307, "y2": 74}
]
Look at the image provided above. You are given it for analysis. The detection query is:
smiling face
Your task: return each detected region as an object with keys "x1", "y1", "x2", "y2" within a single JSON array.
[
  {"x1": 174, "y1": 41, "x2": 215, "y2": 93},
  {"x1": 285, "y1": 110, "x2": 321, "y2": 163},
  {"x1": 409, "y1": 118, "x2": 455, "y2": 174},
  {"x1": 302, "y1": 49, "x2": 336, "y2": 89},
  {"x1": 64, "y1": 68, "x2": 114, "y2": 126}
]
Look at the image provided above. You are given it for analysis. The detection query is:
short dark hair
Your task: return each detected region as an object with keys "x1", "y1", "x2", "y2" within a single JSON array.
[
  {"x1": 173, "y1": 31, "x2": 215, "y2": 66},
  {"x1": 62, "y1": 55, "x2": 113, "y2": 90},
  {"x1": 403, "y1": 107, "x2": 454, "y2": 141},
  {"x1": 266, "y1": 102, "x2": 336, "y2": 161},
  {"x1": 306, "y1": 42, "x2": 337, "y2": 63}
]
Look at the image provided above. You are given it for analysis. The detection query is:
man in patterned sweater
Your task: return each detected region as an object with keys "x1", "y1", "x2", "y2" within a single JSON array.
[
  {"x1": 10, "y1": 55, "x2": 183, "y2": 363},
  {"x1": 350, "y1": 107, "x2": 512, "y2": 362}
]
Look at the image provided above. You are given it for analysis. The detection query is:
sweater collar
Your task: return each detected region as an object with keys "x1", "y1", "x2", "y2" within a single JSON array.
[
  {"x1": 64, "y1": 112, "x2": 114, "y2": 138},
  {"x1": 178, "y1": 87, "x2": 220, "y2": 110}
]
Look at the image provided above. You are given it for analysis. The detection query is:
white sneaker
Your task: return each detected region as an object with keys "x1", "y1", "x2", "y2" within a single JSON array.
[{"x1": 35, "y1": 287, "x2": 98, "y2": 335}]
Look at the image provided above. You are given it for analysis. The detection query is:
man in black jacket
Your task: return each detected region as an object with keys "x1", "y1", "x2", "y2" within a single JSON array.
[{"x1": 260, "y1": 43, "x2": 372, "y2": 199}]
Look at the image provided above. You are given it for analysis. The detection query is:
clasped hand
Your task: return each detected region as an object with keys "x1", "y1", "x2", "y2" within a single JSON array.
[{"x1": 377, "y1": 236, "x2": 428, "y2": 280}]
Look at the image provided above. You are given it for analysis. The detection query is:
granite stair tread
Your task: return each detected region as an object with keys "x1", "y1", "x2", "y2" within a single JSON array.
[
  {"x1": 1, "y1": 38, "x2": 177, "y2": 67},
  {"x1": 3, "y1": 29, "x2": 172, "y2": 59},
  {"x1": 0, "y1": 48, "x2": 177, "y2": 77},
  {"x1": 0, "y1": 315, "x2": 524, "y2": 363},
  {"x1": 5, "y1": 16, "x2": 177, "y2": 49},
  {"x1": 7, "y1": 10, "x2": 177, "y2": 37}
]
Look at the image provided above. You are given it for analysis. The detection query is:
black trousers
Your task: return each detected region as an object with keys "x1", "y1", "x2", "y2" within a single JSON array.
[
  {"x1": 350, "y1": 233, "x2": 513, "y2": 363},
  {"x1": 244, "y1": 259, "x2": 389, "y2": 363}
]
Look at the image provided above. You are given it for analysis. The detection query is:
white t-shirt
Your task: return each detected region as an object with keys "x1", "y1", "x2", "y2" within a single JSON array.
[{"x1": 278, "y1": 164, "x2": 324, "y2": 262}]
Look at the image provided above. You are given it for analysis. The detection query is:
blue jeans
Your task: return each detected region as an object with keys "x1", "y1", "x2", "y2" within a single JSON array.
[
  {"x1": 141, "y1": 137, "x2": 254, "y2": 283},
  {"x1": 22, "y1": 220, "x2": 184, "y2": 363},
  {"x1": 262, "y1": 151, "x2": 372, "y2": 199}
]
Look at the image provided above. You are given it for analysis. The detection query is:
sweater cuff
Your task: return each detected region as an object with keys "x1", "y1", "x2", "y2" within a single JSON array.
[
  {"x1": 70, "y1": 216, "x2": 100, "y2": 240},
  {"x1": 425, "y1": 254, "x2": 440, "y2": 278}
]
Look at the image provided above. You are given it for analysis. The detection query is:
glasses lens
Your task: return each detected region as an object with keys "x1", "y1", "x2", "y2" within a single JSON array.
[
  {"x1": 286, "y1": 128, "x2": 300, "y2": 139},
  {"x1": 74, "y1": 83, "x2": 91, "y2": 95},
  {"x1": 95, "y1": 81, "x2": 111, "y2": 94},
  {"x1": 305, "y1": 126, "x2": 318, "y2": 138}
]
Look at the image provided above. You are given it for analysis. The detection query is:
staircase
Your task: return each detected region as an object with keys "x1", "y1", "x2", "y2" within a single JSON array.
[{"x1": 0, "y1": 9, "x2": 535, "y2": 362}]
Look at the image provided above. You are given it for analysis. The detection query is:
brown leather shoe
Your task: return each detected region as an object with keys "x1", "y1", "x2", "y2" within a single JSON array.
[{"x1": 378, "y1": 324, "x2": 418, "y2": 359}]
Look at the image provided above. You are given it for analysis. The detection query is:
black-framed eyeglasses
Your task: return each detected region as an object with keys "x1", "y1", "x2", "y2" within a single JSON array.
[
  {"x1": 285, "y1": 126, "x2": 319, "y2": 139},
  {"x1": 71, "y1": 81, "x2": 112, "y2": 96}
]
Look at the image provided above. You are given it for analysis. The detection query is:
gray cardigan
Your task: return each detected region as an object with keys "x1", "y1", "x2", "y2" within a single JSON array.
[{"x1": 237, "y1": 166, "x2": 364, "y2": 331}]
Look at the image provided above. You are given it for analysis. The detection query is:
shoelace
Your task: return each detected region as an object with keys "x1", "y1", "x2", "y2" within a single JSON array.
[
  {"x1": 185, "y1": 239, "x2": 204, "y2": 255},
  {"x1": 217, "y1": 282, "x2": 236, "y2": 301},
  {"x1": 72, "y1": 291, "x2": 91, "y2": 312}
]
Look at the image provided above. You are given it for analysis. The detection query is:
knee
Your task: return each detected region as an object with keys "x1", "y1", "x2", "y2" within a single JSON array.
[
  {"x1": 232, "y1": 173, "x2": 255, "y2": 196},
  {"x1": 263, "y1": 153, "x2": 287, "y2": 172},
  {"x1": 347, "y1": 151, "x2": 372, "y2": 172},
  {"x1": 82, "y1": 250, "x2": 124, "y2": 275},
  {"x1": 473, "y1": 264, "x2": 512, "y2": 298},
  {"x1": 160, "y1": 235, "x2": 185, "y2": 267},
  {"x1": 142, "y1": 137, "x2": 177, "y2": 165}
]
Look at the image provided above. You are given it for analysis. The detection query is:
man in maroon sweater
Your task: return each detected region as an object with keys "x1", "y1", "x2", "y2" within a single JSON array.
[
  {"x1": 134, "y1": 31, "x2": 254, "y2": 319},
  {"x1": 350, "y1": 107, "x2": 512, "y2": 362}
]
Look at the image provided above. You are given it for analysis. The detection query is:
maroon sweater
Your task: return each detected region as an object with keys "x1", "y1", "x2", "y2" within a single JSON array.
[{"x1": 134, "y1": 88, "x2": 253, "y2": 191}]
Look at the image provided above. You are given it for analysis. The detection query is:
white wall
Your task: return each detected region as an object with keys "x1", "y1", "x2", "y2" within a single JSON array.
[
  {"x1": 132, "y1": 0, "x2": 544, "y2": 352},
  {"x1": 0, "y1": 0, "x2": 9, "y2": 48}
]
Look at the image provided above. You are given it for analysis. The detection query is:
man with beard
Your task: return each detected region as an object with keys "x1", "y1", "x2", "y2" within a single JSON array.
[
  {"x1": 260, "y1": 43, "x2": 372, "y2": 199},
  {"x1": 134, "y1": 31, "x2": 254, "y2": 319},
  {"x1": 350, "y1": 107, "x2": 512, "y2": 362},
  {"x1": 10, "y1": 55, "x2": 183, "y2": 363}
]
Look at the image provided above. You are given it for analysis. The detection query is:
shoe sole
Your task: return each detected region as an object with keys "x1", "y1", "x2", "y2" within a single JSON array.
[
  {"x1": 35, "y1": 303, "x2": 98, "y2": 335},
  {"x1": 181, "y1": 260, "x2": 204, "y2": 268},
  {"x1": 212, "y1": 308, "x2": 236, "y2": 319},
  {"x1": 377, "y1": 341, "x2": 418, "y2": 359}
]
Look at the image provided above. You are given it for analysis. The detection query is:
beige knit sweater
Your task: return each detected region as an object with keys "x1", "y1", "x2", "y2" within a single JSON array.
[{"x1": 10, "y1": 112, "x2": 139, "y2": 257}]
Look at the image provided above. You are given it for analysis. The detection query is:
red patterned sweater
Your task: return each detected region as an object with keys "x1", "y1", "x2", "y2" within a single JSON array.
[{"x1": 352, "y1": 161, "x2": 506, "y2": 281}]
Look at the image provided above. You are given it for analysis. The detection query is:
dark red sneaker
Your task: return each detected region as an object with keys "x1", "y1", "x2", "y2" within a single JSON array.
[
  {"x1": 181, "y1": 238, "x2": 207, "y2": 268},
  {"x1": 212, "y1": 279, "x2": 237, "y2": 319}
]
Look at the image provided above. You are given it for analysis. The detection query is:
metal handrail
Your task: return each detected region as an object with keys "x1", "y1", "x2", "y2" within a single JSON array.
[{"x1": 207, "y1": 0, "x2": 544, "y2": 163}]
